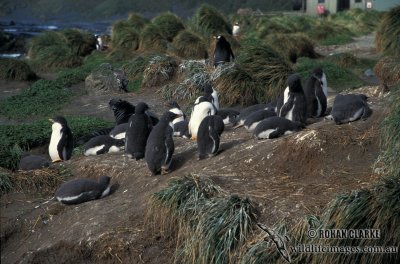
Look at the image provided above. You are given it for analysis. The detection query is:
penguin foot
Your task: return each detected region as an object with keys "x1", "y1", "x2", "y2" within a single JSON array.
[
  {"x1": 52, "y1": 159, "x2": 62, "y2": 163},
  {"x1": 161, "y1": 168, "x2": 171, "y2": 175},
  {"x1": 191, "y1": 137, "x2": 197, "y2": 141}
]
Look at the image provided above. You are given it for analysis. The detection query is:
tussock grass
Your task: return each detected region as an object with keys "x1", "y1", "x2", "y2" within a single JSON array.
[
  {"x1": 142, "y1": 55, "x2": 178, "y2": 87},
  {"x1": 374, "y1": 57, "x2": 400, "y2": 87},
  {"x1": 188, "y1": 4, "x2": 232, "y2": 39},
  {"x1": 331, "y1": 9, "x2": 382, "y2": 35},
  {"x1": 110, "y1": 20, "x2": 140, "y2": 51},
  {"x1": 62, "y1": 29, "x2": 96, "y2": 56},
  {"x1": 264, "y1": 33, "x2": 317, "y2": 61},
  {"x1": 127, "y1": 12, "x2": 149, "y2": 30},
  {"x1": 0, "y1": 170, "x2": 13, "y2": 195},
  {"x1": 326, "y1": 53, "x2": 361, "y2": 68},
  {"x1": 139, "y1": 23, "x2": 168, "y2": 53},
  {"x1": 171, "y1": 30, "x2": 208, "y2": 59},
  {"x1": 309, "y1": 20, "x2": 354, "y2": 45},
  {"x1": 236, "y1": 42, "x2": 293, "y2": 101},
  {"x1": 211, "y1": 63, "x2": 260, "y2": 106},
  {"x1": 375, "y1": 6, "x2": 400, "y2": 58},
  {"x1": 152, "y1": 12, "x2": 185, "y2": 42},
  {"x1": 121, "y1": 56, "x2": 150, "y2": 91},
  {"x1": 379, "y1": 86, "x2": 400, "y2": 175},
  {"x1": 0, "y1": 58, "x2": 37, "y2": 81},
  {"x1": 242, "y1": 175, "x2": 400, "y2": 264},
  {"x1": 296, "y1": 57, "x2": 362, "y2": 92}
]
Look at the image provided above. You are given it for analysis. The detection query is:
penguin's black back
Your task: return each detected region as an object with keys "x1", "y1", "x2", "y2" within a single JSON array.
[
  {"x1": 18, "y1": 155, "x2": 50, "y2": 171},
  {"x1": 244, "y1": 109, "x2": 277, "y2": 127},
  {"x1": 304, "y1": 73, "x2": 327, "y2": 118},
  {"x1": 59, "y1": 123, "x2": 74, "y2": 160},
  {"x1": 173, "y1": 120, "x2": 190, "y2": 138},
  {"x1": 109, "y1": 123, "x2": 129, "y2": 137},
  {"x1": 84, "y1": 135, "x2": 124, "y2": 150},
  {"x1": 197, "y1": 115, "x2": 224, "y2": 158},
  {"x1": 331, "y1": 94, "x2": 371, "y2": 124},
  {"x1": 213, "y1": 36, "x2": 234, "y2": 67}
]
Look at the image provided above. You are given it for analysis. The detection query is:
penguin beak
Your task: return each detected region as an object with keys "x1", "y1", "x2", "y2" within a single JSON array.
[{"x1": 48, "y1": 118, "x2": 54, "y2": 123}]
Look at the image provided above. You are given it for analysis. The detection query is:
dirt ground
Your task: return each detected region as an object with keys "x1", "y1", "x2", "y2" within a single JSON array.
[{"x1": 0, "y1": 35, "x2": 390, "y2": 263}]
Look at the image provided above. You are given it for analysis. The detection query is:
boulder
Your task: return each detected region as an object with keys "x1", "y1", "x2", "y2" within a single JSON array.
[{"x1": 85, "y1": 63, "x2": 129, "y2": 95}]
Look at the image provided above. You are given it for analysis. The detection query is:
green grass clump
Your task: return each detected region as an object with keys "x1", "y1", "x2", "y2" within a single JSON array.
[
  {"x1": 188, "y1": 4, "x2": 232, "y2": 39},
  {"x1": 236, "y1": 41, "x2": 293, "y2": 101},
  {"x1": 374, "y1": 57, "x2": 400, "y2": 87},
  {"x1": 375, "y1": 6, "x2": 400, "y2": 57},
  {"x1": 0, "y1": 170, "x2": 13, "y2": 195},
  {"x1": 171, "y1": 30, "x2": 208, "y2": 59},
  {"x1": 121, "y1": 56, "x2": 150, "y2": 92},
  {"x1": 379, "y1": 86, "x2": 400, "y2": 176},
  {"x1": 0, "y1": 117, "x2": 113, "y2": 170},
  {"x1": 28, "y1": 30, "x2": 95, "y2": 71},
  {"x1": 331, "y1": 9, "x2": 382, "y2": 35},
  {"x1": 308, "y1": 20, "x2": 354, "y2": 45},
  {"x1": 264, "y1": 33, "x2": 317, "y2": 61},
  {"x1": 127, "y1": 12, "x2": 149, "y2": 30},
  {"x1": 152, "y1": 12, "x2": 185, "y2": 42},
  {"x1": 110, "y1": 20, "x2": 141, "y2": 51},
  {"x1": 296, "y1": 57, "x2": 363, "y2": 92},
  {"x1": 139, "y1": 23, "x2": 168, "y2": 53},
  {"x1": 0, "y1": 58, "x2": 37, "y2": 81}
]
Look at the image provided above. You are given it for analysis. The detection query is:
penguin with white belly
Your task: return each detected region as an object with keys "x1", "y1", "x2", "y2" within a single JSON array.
[
  {"x1": 326, "y1": 94, "x2": 372, "y2": 124},
  {"x1": 84, "y1": 135, "x2": 125, "y2": 156},
  {"x1": 189, "y1": 96, "x2": 216, "y2": 140},
  {"x1": 109, "y1": 123, "x2": 129, "y2": 139},
  {"x1": 304, "y1": 67, "x2": 327, "y2": 118},
  {"x1": 253, "y1": 116, "x2": 305, "y2": 139},
  {"x1": 216, "y1": 108, "x2": 240, "y2": 127},
  {"x1": 49, "y1": 116, "x2": 74, "y2": 162},
  {"x1": 145, "y1": 111, "x2": 181, "y2": 175},
  {"x1": 197, "y1": 115, "x2": 225, "y2": 159},
  {"x1": 55, "y1": 176, "x2": 111, "y2": 205},
  {"x1": 279, "y1": 74, "x2": 307, "y2": 124},
  {"x1": 243, "y1": 109, "x2": 277, "y2": 132}
]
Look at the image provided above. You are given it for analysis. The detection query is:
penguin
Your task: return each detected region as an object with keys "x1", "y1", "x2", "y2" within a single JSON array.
[
  {"x1": 109, "y1": 98, "x2": 159, "y2": 126},
  {"x1": 236, "y1": 104, "x2": 272, "y2": 127},
  {"x1": 304, "y1": 67, "x2": 327, "y2": 118},
  {"x1": 213, "y1": 35, "x2": 235, "y2": 68},
  {"x1": 145, "y1": 111, "x2": 181, "y2": 175},
  {"x1": 166, "y1": 101, "x2": 186, "y2": 124},
  {"x1": 125, "y1": 102, "x2": 152, "y2": 160},
  {"x1": 243, "y1": 109, "x2": 277, "y2": 132},
  {"x1": 253, "y1": 116, "x2": 305, "y2": 139},
  {"x1": 109, "y1": 123, "x2": 129, "y2": 139},
  {"x1": 49, "y1": 116, "x2": 74, "y2": 162},
  {"x1": 216, "y1": 108, "x2": 240, "y2": 126},
  {"x1": 189, "y1": 96, "x2": 217, "y2": 140},
  {"x1": 197, "y1": 115, "x2": 225, "y2": 159},
  {"x1": 55, "y1": 176, "x2": 111, "y2": 205},
  {"x1": 173, "y1": 120, "x2": 190, "y2": 138},
  {"x1": 75, "y1": 127, "x2": 114, "y2": 146},
  {"x1": 279, "y1": 74, "x2": 307, "y2": 124},
  {"x1": 203, "y1": 83, "x2": 219, "y2": 110},
  {"x1": 18, "y1": 155, "x2": 50, "y2": 171},
  {"x1": 95, "y1": 34, "x2": 103, "y2": 51},
  {"x1": 232, "y1": 22, "x2": 240, "y2": 37},
  {"x1": 326, "y1": 94, "x2": 372, "y2": 124},
  {"x1": 84, "y1": 135, "x2": 125, "y2": 156}
]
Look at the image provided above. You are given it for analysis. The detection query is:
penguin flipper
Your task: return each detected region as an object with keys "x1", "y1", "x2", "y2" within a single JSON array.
[
  {"x1": 209, "y1": 126, "x2": 220, "y2": 155},
  {"x1": 96, "y1": 146, "x2": 108, "y2": 155},
  {"x1": 269, "y1": 129, "x2": 283, "y2": 139},
  {"x1": 279, "y1": 97, "x2": 294, "y2": 117}
]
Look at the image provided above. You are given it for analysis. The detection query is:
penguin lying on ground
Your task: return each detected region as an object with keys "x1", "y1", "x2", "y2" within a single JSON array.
[
  {"x1": 18, "y1": 155, "x2": 50, "y2": 171},
  {"x1": 49, "y1": 116, "x2": 74, "y2": 162},
  {"x1": 213, "y1": 35, "x2": 235, "y2": 68},
  {"x1": 197, "y1": 115, "x2": 225, "y2": 159},
  {"x1": 145, "y1": 111, "x2": 181, "y2": 175},
  {"x1": 326, "y1": 94, "x2": 372, "y2": 124},
  {"x1": 216, "y1": 108, "x2": 240, "y2": 126},
  {"x1": 55, "y1": 176, "x2": 111, "y2": 205},
  {"x1": 189, "y1": 96, "x2": 216, "y2": 140},
  {"x1": 109, "y1": 123, "x2": 129, "y2": 139},
  {"x1": 304, "y1": 67, "x2": 327, "y2": 118},
  {"x1": 279, "y1": 74, "x2": 307, "y2": 124},
  {"x1": 254, "y1": 116, "x2": 305, "y2": 139},
  {"x1": 125, "y1": 102, "x2": 152, "y2": 160},
  {"x1": 236, "y1": 104, "x2": 272, "y2": 127},
  {"x1": 84, "y1": 135, "x2": 125, "y2": 156},
  {"x1": 244, "y1": 109, "x2": 277, "y2": 132}
]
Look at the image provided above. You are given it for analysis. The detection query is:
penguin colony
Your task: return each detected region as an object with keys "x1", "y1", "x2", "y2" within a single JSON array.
[{"x1": 26, "y1": 36, "x2": 372, "y2": 205}]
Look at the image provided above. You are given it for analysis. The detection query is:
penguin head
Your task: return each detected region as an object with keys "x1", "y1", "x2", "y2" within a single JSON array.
[
  {"x1": 98, "y1": 175, "x2": 111, "y2": 186},
  {"x1": 49, "y1": 116, "x2": 68, "y2": 126},
  {"x1": 165, "y1": 100, "x2": 180, "y2": 109},
  {"x1": 161, "y1": 111, "x2": 182, "y2": 123},
  {"x1": 287, "y1": 74, "x2": 303, "y2": 93},
  {"x1": 135, "y1": 102, "x2": 149, "y2": 114},
  {"x1": 311, "y1": 67, "x2": 324, "y2": 80},
  {"x1": 196, "y1": 95, "x2": 212, "y2": 105},
  {"x1": 203, "y1": 83, "x2": 213, "y2": 95}
]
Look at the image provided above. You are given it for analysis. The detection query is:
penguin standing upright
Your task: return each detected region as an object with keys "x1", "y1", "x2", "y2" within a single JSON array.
[
  {"x1": 49, "y1": 116, "x2": 74, "y2": 162},
  {"x1": 145, "y1": 111, "x2": 181, "y2": 175},
  {"x1": 203, "y1": 83, "x2": 219, "y2": 110},
  {"x1": 279, "y1": 74, "x2": 307, "y2": 124},
  {"x1": 304, "y1": 67, "x2": 327, "y2": 118},
  {"x1": 197, "y1": 115, "x2": 225, "y2": 159},
  {"x1": 55, "y1": 176, "x2": 111, "y2": 205},
  {"x1": 213, "y1": 35, "x2": 234, "y2": 68},
  {"x1": 189, "y1": 96, "x2": 216, "y2": 140},
  {"x1": 125, "y1": 102, "x2": 152, "y2": 160},
  {"x1": 232, "y1": 22, "x2": 240, "y2": 37},
  {"x1": 327, "y1": 94, "x2": 372, "y2": 124}
]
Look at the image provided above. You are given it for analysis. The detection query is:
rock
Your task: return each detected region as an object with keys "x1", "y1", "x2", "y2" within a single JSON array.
[
  {"x1": 85, "y1": 63, "x2": 129, "y2": 95},
  {"x1": 364, "y1": 68, "x2": 375, "y2": 77}
]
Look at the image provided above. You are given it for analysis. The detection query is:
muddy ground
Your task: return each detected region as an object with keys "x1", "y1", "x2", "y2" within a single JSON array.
[{"x1": 0, "y1": 35, "x2": 390, "y2": 263}]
